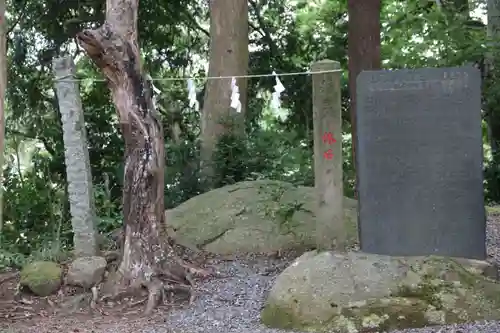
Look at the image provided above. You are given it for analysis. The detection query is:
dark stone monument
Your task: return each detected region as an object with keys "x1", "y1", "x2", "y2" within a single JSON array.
[{"x1": 356, "y1": 66, "x2": 486, "y2": 259}]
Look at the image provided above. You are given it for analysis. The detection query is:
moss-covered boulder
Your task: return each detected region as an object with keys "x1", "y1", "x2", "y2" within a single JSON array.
[
  {"x1": 20, "y1": 261, "x2": 63, "y2": 296},
  {"x1": 261, "y1": 251, "x2": 500, "y2": 332},
  {"x1": 165, "y1": 180, "x2": 358, "y2": 254}
]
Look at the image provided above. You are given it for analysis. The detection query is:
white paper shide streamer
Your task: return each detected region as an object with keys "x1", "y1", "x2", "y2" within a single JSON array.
[
  {"x1": 230, "y1": 77, "x2": 242, "y2": 113},
  {"x1": 146, "y1": 74, "x2": 162, "y2": 110},
  {"x1": 187, "y1": 79, "x2": 199, "y2": 111},
  {"x1": 270, "y1": 71, "x2": 285, "y2": 110}
]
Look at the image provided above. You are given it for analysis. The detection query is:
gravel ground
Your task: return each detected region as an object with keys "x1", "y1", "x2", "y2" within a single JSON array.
[
  {"x1": 134, "y1": 212, "x2": 500, "y2": 333},
  {"x1": 9, "y1": 215, "x2": 500, "y2": 333}
]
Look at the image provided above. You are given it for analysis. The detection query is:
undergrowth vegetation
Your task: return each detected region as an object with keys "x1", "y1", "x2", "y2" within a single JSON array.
[{"x1": 1, "y1": 0, "x2": 499, "y2": 270}]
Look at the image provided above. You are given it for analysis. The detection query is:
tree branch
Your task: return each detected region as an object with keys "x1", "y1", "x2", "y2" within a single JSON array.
[
  {"x1": 181, "y1": 10, "x2": 209, "y2": 37},
  {"x1": 7, "y1": 0, "x2": 28, "y2": 35},
  {"x1": 162, "y1": 5, "x2": 209, "y2": 38},
  {"x1": 6, "y1": 128, "x2": 56, "y2": 156},
  {"x1": 248, "y1": 0, "x2": 284, "y2": 67}
]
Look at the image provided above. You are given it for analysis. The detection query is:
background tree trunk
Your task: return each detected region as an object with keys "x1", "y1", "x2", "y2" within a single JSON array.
[
  {"x1": 347, "y1": 0, "x2": 381, "y2": 195},
  {"x1": 200, "y1": 0, "x2": 249, "y2": 188},
  {"x1": 486, "y1": 0, "x2": 500, "y2": 154},
  {"x1": 53, "y1": 57, "x2": 98, "y2": 258},
  {"x1": 0, "y1": 0, "x2": 6, "y2": 248},
  {"x1": 76, "y1": 0, "x2": 190, "y2": 313}
]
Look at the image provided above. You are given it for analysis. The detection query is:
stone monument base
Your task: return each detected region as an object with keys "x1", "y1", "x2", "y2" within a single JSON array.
[{"x1": 261, "y1": 251, "x2": 500, "y2": 333}]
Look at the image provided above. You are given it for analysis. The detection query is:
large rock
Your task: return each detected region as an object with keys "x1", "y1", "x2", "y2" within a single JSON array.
[
  {"x1": 165, "y1": 180, "x2": 358, "y2": 254},
  {"x1": 65, "y1": 256, "x2": 107, "y2": 289},
  {"x1": 262, "y1": 251, "x2": 500, "y2": 332},
  {"x1": 20, "y1": 261, "x2": 63, "y2": 296}
]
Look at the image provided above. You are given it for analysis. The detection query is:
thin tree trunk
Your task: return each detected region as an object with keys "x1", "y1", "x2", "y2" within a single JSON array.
[
  {"x1": 486, "y1": 0, "x2": 500, "y2": 155},
  {"x1": 76, "y1": 0, "x2": 193, "y2": 314},
  {"x1": 200, "y1": 0, "x2": 249, "y2": 188},
  {"x1": 53, "y1": 57, "x2": 98, "y2": 258},
  {"x1": 347, "y1": 0, "x2": 381, "y2": 196},
  {"x1": 0, "y1": 0, "x2": 6, "y2": 248}
]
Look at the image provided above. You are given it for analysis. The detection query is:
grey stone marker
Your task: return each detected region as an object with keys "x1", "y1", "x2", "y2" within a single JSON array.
[{"x1": 356, "y1": 66, "x2": 486, "y2": 259}]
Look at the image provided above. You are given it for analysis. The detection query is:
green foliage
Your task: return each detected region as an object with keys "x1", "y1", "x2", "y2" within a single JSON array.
[
  {"x1": 211, "y1": 127, "x2": 357, "y2": 195},
  {"x1": 0, "y1": 249, "x2": 27, "y2": 271},
  {"x1": 485, "y1": 153, "x2": 500, "y2": 202},
  {"x1": 213, "y1": 132, "x2": 249, "y2": 188},
  {"x1": 244, "y1": 129, "x2": 314, "y2": 186},
  {"x1": 0, "y1": 0, "x2": 498, "y2": 267},
  {"x1": 164, "y1": 140, "x2": 204, "y2": 208},
  {"x1": 2, "y1": 153, "x2": 71, "y2": 255},
  {"x1": 482, "y1": 36, "x2": 500, "y2": 202}
]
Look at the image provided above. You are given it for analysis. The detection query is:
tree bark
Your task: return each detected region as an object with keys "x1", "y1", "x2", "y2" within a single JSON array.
[
  {"x1": 201, "y1": 0, "x2": 249, "y2": 188},
  {"x1": 486, "y1": 0, "x2": 500, "y2": 155},
  {"x1": 0, "y1": 0, "x2": 6, "y2": 248},
  {"x1": 76, "y1": 0, "x2": 191, "y2": 313},
  {"x1": 347, "y1": 0, "x2": 381, "y2": 196},
  {"x1": 53, "y1": 57, "x2": 98, "y2": 258}
]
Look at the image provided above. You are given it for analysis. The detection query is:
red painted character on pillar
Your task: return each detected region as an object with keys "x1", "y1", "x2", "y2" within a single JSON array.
[
  {"x1": 322, "y1": 132, "x2": 336, "y2": 160},
  {"x1": 323, "y1": 149, "x2": 333, "y2": 160}
]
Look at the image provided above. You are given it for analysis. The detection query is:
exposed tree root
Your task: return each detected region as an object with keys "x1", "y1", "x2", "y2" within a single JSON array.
[
  {"x1": 145, "y1": 264, "x2": 197, "y2": 313},
  {"x1": 127, "y1": 297, "x2": 147, "y2": 308},
  {"x1": 144, "y1": 279, "x2": 163, "y2": 315},
  {"x1": 155, "y1": 265, "x2": 198, "y2": 311},
  {"x1": 0, "y1": 271, "x2": 19, "y2": 285},
  {"x1": 176, "y1": 259, "x2": 211, "y2": 279},
  {"x1": 90, "y1": 286, "x2": 98, "y2": 309},
  {"x1": 94, "y1": 254, "x2": 202, "y2": 315}
]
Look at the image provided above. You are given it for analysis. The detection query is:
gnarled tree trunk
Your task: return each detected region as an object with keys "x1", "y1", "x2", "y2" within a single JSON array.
[{"x1": 76, "y1": 0, "x2": 191, "y2": 314}]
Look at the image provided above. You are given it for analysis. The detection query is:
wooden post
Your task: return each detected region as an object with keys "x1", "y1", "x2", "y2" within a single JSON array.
[
  {"x1": 311, "y1": 60, "x2": 345, "y2": 251},
  {"x1": 53, "y1": 57, "x2": 98, "y2": 257}
]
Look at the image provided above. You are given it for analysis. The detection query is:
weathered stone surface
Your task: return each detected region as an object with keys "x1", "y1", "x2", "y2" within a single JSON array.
[
  {"x1": 261, "y1": 251, "x2": 500, "y2": 332},
  {"x1": 165, "y1": 180, "x2": 358, "y2": 254},
  {"x1": 65, "y1": 256, "x2": 107, "y2": 288},
  {"x1": 20, "y1": 261, "x2": 63, "y2": 296},
  {"x1": 356, "y1": 67, "x2": 485, "y2": 259}
]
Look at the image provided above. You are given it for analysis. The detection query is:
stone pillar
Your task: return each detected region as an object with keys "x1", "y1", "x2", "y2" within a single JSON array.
[
  {"x1": 53, "y1": 57, "x2": 98, "y2": 257},
  {"x1": 311, "y1": 60, "x2": 345, "y2": 251}
]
